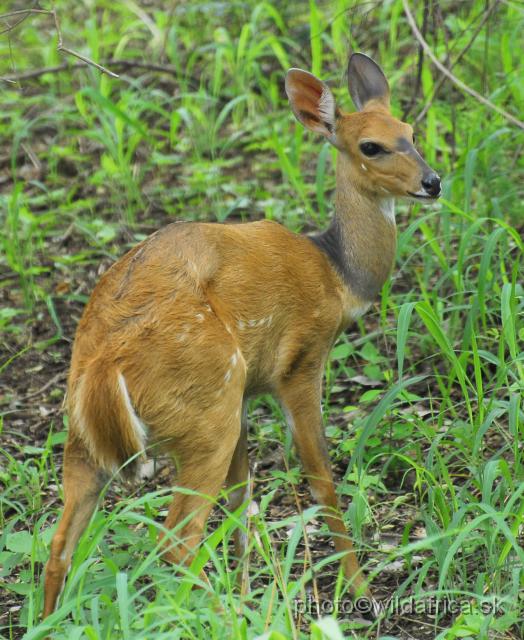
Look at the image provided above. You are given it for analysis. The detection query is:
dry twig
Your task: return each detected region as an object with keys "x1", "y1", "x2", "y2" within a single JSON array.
[
  {"x1": 415, "y1": 0, "x2": 502, "y2": 124},
  {"x1": 0, "y1": 7, "x2": 48, "y2": 35},
  {"x1": 4, "y1": 58, "x2": 180, "y2": 82},
  {"x1": 19, "y1": 370, "x2": 67, "y2": 402},
  {"x1": 402, "y1": 0, "x2": 524, "y2": 130},
  {"x1": 0, "y1": 7, "x2": 119, "y2": 79}
]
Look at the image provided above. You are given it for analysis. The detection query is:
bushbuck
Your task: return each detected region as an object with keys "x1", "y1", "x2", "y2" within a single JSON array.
[{"x1": 43, "y1": 53, "x2": 440, "y2": 618}]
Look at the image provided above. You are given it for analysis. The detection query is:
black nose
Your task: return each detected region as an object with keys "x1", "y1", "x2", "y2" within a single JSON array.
[{"x1": 422, "y1": 173, "x2": 441, "y2": 197}]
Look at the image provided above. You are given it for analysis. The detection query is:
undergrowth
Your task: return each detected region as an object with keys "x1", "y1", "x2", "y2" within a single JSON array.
[{"x1": 0, "y1": 1, "x2": 523, "y2": 639}]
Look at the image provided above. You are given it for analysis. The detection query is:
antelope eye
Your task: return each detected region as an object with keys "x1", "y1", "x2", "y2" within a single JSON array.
[{"x1": 359, "y1": 141, "x2": 384, "y2": 157}]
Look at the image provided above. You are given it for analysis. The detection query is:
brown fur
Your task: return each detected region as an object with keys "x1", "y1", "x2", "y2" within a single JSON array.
[{"x1": 43, "y1": 54, "x2": 440, "y2": 619}]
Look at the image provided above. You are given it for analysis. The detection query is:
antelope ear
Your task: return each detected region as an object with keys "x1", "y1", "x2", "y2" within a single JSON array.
[
  {"x1": 348, "y1": 53, "x2": 390, "y2": 111},
  {"x1": 285, "y1": 68, "x2": 337, "y2": 141}
]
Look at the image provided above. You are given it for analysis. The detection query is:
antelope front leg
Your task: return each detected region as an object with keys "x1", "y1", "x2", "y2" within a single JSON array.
[{"x1": 278, "y1": 373, "x2": 373, "y2": 602}]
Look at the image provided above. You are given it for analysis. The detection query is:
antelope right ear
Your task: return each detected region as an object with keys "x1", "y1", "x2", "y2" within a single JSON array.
[
  {"x1": 348, "y1": 53, "x2": 390, "y2": 112},
  {"x1": 285, "y1": 69, "x2": 338, "y2": 142}
]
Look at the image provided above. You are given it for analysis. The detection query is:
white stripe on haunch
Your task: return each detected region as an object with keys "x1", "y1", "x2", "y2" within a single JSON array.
[{"x1": 117, "y1": 372, "x2": 147, "y2": 450}]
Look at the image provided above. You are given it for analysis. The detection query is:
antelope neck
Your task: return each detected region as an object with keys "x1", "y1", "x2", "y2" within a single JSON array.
[{"x1": 310, "y1": 155, "x2": 397, "y2": 302}]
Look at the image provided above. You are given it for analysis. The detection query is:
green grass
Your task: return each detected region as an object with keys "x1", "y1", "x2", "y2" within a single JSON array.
[{"x1": 1, "y1": 1, "x2": 523, "y2": 639}]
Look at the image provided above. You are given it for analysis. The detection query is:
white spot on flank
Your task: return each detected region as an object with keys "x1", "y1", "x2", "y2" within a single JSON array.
[
  {"x1": 187, "y1": 260, "x2": 197, "y2": 273},
  {"x1": 224, "y1": 369, "x2": 232, "y2": 383},
  {"x1": 231, "y1": 352, "x2": 238, "y2": 367},
  {"x1": 118, "y1": 372, "x2": 147, "y2": 450},
  {"x1": 195, "y1": 313, "x2": 204, "y2": 322},
  {"x1": 239, "y1": 316, "x2": 272, "y2": 329},
  {"x1": 380, "y1": 198, "x2": 395, "y2": 224},
  {"x1": 360, "y1": 163, "x2": 368, "y2": 172}
]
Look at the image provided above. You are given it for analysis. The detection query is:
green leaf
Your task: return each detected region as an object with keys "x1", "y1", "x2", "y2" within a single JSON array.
[
  {"x1": 311, "y1": 616, "x2": 345, "y2": 640},
  {"x1": 349, "y1": 376, "x2": 426, "y2": 469},
  {"x1": 6, "y1": 531, "x2": 33, "y2": 554},
  {"x1": 0, "y1": 581, "x2": 33, "y2": 595},
  {"x1": 360, "y1": 341, "x2": 380, "y2": 363},
  {"x1": 359, "y1": 389, "x2": 383, "y2": 403},
  {"x1": 397, "y1": 302, "x2": 416, "y2": 380},
  {"x1": 331, "y1": 342, "x2": 353, "y2": 360}
]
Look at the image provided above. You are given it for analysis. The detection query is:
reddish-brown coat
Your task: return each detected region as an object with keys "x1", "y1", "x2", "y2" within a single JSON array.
[{"x1": 43, "y1": 53, "x2": 440, "y2": 620}]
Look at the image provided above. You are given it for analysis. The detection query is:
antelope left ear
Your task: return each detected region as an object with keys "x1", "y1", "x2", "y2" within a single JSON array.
[
  {"x1": 285, "y1": 68, "x2": 338, "y2": 143},
  {"x1": 348, "y1": 53, "x2": 390, "y2": 112}
]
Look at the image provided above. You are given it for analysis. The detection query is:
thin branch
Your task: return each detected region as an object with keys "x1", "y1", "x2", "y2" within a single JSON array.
[
  {"x1": 0, "y1": 8, "x2": 50, "y2": 19},
  {"x1": 402, "y1": 0, "x2": 524, "y2": 130},
  {"x1": 402, "y1": 0, "x2": 429, "y2": 119},
  {"x1": 56, "y1": 46, "x2": 119, "y2": 78},
  {"x1": 19, "y1": 370, "x2": 67, "y2": 402},
  {"x1": 4, "y1": 58, "x2": 181, "y2": 82},
  {"x1": 0, "y1": 8, "x2": 53, "y2": 35},
  {"x1": 415, "y1": 0, "x2": 501, "y2": 124},
  {"x1": 3, "y1": 62, "x2": 81, "y2": 81},
  {"x1": 0, "y1": 7, "x2": 119, "y2": 79},
  {"x1": 51, "y1": 8, "x2": 118, "y2": 78}
]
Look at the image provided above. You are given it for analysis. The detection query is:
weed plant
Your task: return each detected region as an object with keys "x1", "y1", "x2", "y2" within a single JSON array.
[{"x1": 0, "y1": 1, "x2": 522, "y2": 639}]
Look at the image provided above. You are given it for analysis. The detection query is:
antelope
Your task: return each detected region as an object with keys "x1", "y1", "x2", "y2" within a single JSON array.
[{"x1": 43, "y1": 53, "x2": 440, "y2": 618}]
